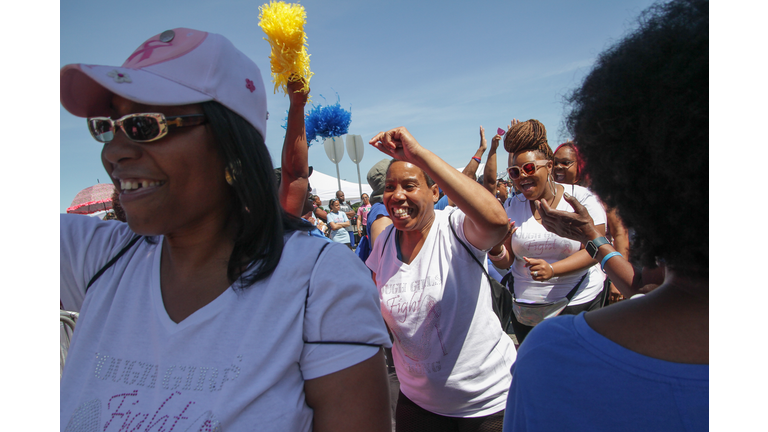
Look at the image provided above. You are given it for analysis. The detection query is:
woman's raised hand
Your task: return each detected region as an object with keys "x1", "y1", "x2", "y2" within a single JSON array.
[
  {"x1": 490, "y1": 133, "x2": 502, "y2": 151},
  {"x1": 536, "y1": 193, "x2": 599, "y2": 245},
  {"x1": 369, "y1": 127, "x2": 424, "y2": 163},
  {"x1": 286, "y1": 77, "x2": 309, "y2": 105},
  {"x1": 479, "y1": 126, "x2": 488, "y2": 153}
]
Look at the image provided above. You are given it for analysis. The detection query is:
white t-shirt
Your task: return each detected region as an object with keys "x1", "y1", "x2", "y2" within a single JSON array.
[
  {"x1": 366, "y1": 209, "x2": 516, "y2": 417},
  {"x1": 60, "y1": 214, "x2": 390, "y2": 432},
  {"x1": 326, "y1": 211, "x2": 350, "y2": 244},
  {"x1": 504, "y1": 184, "x2": 607, "y2": 305}
]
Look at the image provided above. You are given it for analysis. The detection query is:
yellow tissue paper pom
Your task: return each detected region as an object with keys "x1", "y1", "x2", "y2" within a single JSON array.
[{"x1": 258, "y1": 1, "x2": 313, "y2": 95}]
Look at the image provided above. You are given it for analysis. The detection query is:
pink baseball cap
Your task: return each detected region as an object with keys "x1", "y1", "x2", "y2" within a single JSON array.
[{"x1": 60, "y1": 28, "x2": 268, "y2": 140}]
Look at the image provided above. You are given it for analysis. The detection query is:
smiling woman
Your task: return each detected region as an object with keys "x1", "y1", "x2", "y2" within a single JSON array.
[
  {"x1": 490, "y1": 119, "x2": 607, "y2": 344},
  {"x1": 59, "y1": 28, "x2": 391, "y2": 432},
  {"x1": 366, "y1": 127, "x2": 514, "y2": 431}
]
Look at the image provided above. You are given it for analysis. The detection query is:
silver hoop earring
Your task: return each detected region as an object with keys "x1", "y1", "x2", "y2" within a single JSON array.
[{"x1": 548, "y1": 174, "x2": 557, "y2": 197}]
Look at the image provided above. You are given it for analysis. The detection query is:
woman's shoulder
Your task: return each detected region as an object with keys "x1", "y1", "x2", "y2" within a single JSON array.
[
  {"x1": 557, "y1": 183, "x2": 598, "y2": 202},
  {"x1": 503, "y1": 195, "x2": 527, "y2": 218},
  {"x1": 557, "y1": 184, "x2": 606, "y2": 222},
  {"x1": 61, "y1": 213, "x2": 140, "y2": 254}
]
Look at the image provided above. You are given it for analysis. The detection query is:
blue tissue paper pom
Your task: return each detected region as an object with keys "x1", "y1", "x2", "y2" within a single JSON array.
[{"x1": 281, "y1": 95, "x2": 352, "y2": 146}]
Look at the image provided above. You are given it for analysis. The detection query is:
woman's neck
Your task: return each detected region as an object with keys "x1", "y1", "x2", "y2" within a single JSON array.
[
  {"x1": 538, "y1": 179, "x2": 556, "y2": 203},
  {"x1": 160, "y1": 216, "x2": 239, "y2": 323},
  {"x1": 584, "y1": 267, "x2": 709, "y2": 364},
  {"x1": 396, "y1": 215, "x2": 434, "y2": 264}
]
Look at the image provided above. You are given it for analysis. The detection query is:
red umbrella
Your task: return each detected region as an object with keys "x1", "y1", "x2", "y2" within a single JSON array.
[{"x1": 66, "y1": 183, "x2": 117, "y2": 215}]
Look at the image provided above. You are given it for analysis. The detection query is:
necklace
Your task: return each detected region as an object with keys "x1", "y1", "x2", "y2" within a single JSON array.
[{"x1": 532, "y1": 183, "x2": 558, "y2": 220}]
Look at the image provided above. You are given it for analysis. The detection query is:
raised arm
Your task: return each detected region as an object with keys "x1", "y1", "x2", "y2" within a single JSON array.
[
  {"x1": 370, "y1": 127, "x2": 508, "y2": 250},
  {"x1": 482, "y1": 131, "x2": 503, "y2": 196},
  {"x1": 278, "y1": 79, "x2": 310, "y2": 217},
  {"x1": 461, "y1": 126, "x2": 488, "y2": 179}
]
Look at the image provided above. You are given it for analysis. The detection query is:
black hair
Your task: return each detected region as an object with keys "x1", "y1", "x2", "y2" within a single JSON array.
[
  {"x1": 201, "y1": 101, "x2": 310, "y2": 288},
  {"x1": 565, "y1": 0, "x2": 708, "y2": 274}
]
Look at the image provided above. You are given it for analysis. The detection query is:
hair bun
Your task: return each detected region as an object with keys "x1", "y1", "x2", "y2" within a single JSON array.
[{"x1": 503, "y1": 119, "x2": 553, "y2": 159}]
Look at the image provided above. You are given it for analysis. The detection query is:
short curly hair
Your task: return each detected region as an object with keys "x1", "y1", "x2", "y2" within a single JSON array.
[{"x1": 565, "y1": 0, "x2": 708, "y2": 274}]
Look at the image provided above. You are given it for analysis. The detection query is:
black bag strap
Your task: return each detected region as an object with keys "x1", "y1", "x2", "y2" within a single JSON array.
[
  {"x1": 563, "y1": 272, "x2": 589, "y2": 302},
  {"x1": 379, "y1": 225, "x2": 395, "y2": 259},
  {"x1": 446, "y1": 210, "x2": 502, "y2": 312},
  {"x1": 86, "y1": 235, "x2": 143, "y2": 293}
]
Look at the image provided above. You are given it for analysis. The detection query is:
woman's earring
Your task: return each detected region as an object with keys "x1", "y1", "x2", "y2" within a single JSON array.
[
  {"x1": 548, "y1": 174, "x2": 557, "y2": 196},
  {"x1": 225, "y1": 168, "x2": 235, "y2": 186}
]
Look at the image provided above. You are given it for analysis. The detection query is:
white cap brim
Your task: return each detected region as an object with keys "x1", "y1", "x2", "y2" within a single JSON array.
[{"x1": 61, "y1": 64, "x2": 213, "y2": 118}]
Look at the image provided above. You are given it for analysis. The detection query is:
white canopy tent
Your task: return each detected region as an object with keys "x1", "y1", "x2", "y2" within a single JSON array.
[
  {"x1": 307, "y1": 163, "x2": 504, "y2": 206},
  {"x1": 309, "y1": 169, "x2": 372, "y2": 205}
]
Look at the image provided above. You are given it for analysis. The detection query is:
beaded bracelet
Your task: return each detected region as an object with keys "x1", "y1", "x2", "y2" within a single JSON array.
[
  {"x1": 600, "y1": 251, "x2": 623, "y2": 273},
  {"x1": 472, "y1": 156, "x2": 482, "y2": 163}
]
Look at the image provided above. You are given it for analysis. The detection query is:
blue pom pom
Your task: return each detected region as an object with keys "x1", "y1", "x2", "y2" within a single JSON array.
[
  {"x1": 305, "y1": 95, "x2": 351, "y2": 142},
  {"x1": 282, "y1": 95, "x2": 352, "y2": 146}
]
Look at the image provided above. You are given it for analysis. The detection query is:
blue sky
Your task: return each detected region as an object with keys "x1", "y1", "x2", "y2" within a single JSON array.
[{"x1": 60, "y1": 0, "x2": 659, "y2": 213}]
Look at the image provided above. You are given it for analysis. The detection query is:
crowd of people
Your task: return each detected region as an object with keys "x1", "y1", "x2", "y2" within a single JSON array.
[{"x1": 60, "y1": 0, "x2": 708, "y2": 431}]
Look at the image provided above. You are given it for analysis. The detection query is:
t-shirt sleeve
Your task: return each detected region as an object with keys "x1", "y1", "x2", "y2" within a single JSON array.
[
  {"x1": 300, "y1": 242, "x2": 391, "y2": 380},
  {"x1": 448, "y1": 208, "x2": 490, "y2": 258},
  {"x1": 578, "y1": 188, "x2": 607, "y2": 226},
  {"x1": 60, "y1": 214, "x2": 137, "y2": 312}
]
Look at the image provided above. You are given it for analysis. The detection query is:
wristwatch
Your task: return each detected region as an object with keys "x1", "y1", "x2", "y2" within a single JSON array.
[{"x1": 585, "y1": 236, "x2": 611, "y2": 259}]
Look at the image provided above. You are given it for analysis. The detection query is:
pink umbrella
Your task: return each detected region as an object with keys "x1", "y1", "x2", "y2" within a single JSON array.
[{"x1": 66, "y1": 183, "x2": 116, "y2": 215}]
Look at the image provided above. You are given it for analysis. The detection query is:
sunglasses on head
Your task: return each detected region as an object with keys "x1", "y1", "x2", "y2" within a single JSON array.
[
  {"x1": 507, "y1": 160, "x2": 550, "y2": 179},
  {"x1": 87, "y1": 113, "x2": 207, "y2": 143}
]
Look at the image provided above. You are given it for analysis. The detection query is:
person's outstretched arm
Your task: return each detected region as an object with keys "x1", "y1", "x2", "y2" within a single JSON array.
[
  {"x1": 537, "y1": 194, "x2": 643, "y2": 297},
  {"x1": 461, "y1": 126, "x2": 488, "y2": 179},
  {"x1": 279, "y1": 79, "x2": 310, "y2": 217},
  {"x1": 370, "y1": 127, "x2": 508, "y2": 251},
  {"x1": 482, "y1": 131, "x2": 503, "y2": 196}
]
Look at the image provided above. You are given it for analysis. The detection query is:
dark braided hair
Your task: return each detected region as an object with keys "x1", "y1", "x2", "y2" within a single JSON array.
[
  {"x1": 565, "y1": 0, "x2": 708, "y2": 275},
  {"x1": 503, "y1": 119, "x2": 554, "y2": 160}
]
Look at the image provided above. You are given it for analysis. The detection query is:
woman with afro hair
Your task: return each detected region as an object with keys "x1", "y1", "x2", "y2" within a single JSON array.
[{"x1": 502, "y1": 0, "x2": 708, "y2": 430}]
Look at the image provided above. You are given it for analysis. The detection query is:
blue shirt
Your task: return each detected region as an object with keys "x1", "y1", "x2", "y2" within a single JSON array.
[
  {"x1": 326, "y1": 211, "x2": 350, "y2": 244},
  {"x1": 434, "y1": 195, "x2": 449, "y2": 210},
  {"x1": 366, "y1": 202, "x2": 389, "y2": 235},
  {"x1": 503, "y1": 313, "x2": 708, "y2": 432}
]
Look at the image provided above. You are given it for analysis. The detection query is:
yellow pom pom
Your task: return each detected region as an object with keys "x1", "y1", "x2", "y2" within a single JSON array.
[{"x1": 258, "y1": 1, "x2": 313, "y2": 95}]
